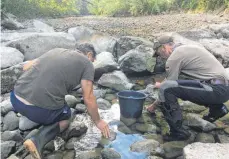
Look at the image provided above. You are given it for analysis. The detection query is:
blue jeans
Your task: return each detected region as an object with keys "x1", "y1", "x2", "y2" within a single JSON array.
[{"x1": 10, "y1": 91, "x2": 71, "y2": 125}]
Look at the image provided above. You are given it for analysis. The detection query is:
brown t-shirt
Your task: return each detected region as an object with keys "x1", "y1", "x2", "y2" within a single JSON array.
[
  {"x1": 166, "y1": 45, "x2": 229, "y2": 81},
  {"x1": 14, "y1": 48, "x2": 95, "y2": 110}
]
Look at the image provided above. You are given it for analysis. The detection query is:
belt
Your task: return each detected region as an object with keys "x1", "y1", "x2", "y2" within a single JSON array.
[{"x1": 209, "y1": 79, "x2": 229, "y2": 85}]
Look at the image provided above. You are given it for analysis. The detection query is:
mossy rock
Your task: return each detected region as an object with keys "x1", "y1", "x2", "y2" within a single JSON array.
[{"x1": 155, "y1": 112, "x2": 170, "y2": 135}]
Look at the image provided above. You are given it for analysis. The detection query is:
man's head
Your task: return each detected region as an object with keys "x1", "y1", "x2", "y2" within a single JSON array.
[
  {"x1": 75, "y1": 43, "x2": 96, "y2": 62},
  {"x1": 154, "y1": 35, "x2": 174, "y2": 59}
]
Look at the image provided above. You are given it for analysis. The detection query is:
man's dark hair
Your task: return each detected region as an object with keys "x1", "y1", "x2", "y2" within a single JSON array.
[{"x1": 75, "y1": 43, "x2": 96, "y2": 58}]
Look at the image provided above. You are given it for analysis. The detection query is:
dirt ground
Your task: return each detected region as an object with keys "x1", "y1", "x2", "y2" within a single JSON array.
[{"x1": 43, "y1": 13, "x2": 229, "y2": 39}]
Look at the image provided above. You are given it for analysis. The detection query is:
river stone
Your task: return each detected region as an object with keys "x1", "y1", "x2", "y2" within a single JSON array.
[
  {"x1": 116, "y1": 36, "x2": 154, "y2": 58},
  {"x1": 19, "y1": 116, "x2": 39, "y2": 131},
  {"x1": 118, "y1": 45, "x2": 156, "y2": 73},
  {"x1": 218, "y1": 113, "x2": 229, "y2": 125},
  {"x1": 177, "y1": 29, "x2": 216, "y2": 41},
  {"x1": 93, "y1": 89, "x2": 107, "y2": 99},
  {"x1": 0, "y1": 99, "x2": 14, "y2": 116},
  {"x1": 3, "y1": 111, "x2": 19, "y2": 131},
  {"x1": 101, "y1": 148, "x2": 121, "y2": 159},
  {"x1": 147, "y1": 156, "x2": 163, "y2": 159},
  {"x1": 65, "y1": 137, "x2": 78, "y2": 150},
  {"x1": 6, "y1": 33, "x2": 76, "y2": 60},
  {"x1": 163, "y1": 141, "x2": 188, "y2": 159},
  {"x1": 44, "y1": 140, "x2": 55, "y2": 152},
  {"x1": 94, "y1": 52, "x2": 118, "y2": 79},
  {"x1": 68, "y1": 26, "x2": 95, "y2": 41},
  {"x1": 134, "y1": 123, "x2": 158, "y2": 133},
  {"x1": 97, "y1": 98, "x2": 112, "y2": 110},
  {"x1": 99, "y1": 130, "x2": 117, "y2": 147},
  {"x1": 98, "y1": 71, "x2": 134, "y2": 91},
  {"x1": 75, "y1": 104, "x2": 87, "y2": 113},
  {"x1": 1, "y1": 130, "x2": 23, "y2": 142},
  {"x1": 120, "y1": 115, "x2": 137, "y2": 126},
  {"x1": 199, "y1": 38, "x2": 229, "y2": 67},
  {"x1": 216, "y1": 134, "x2": 229, "y2": 143},
  {"x1": 61, "y1": 121, "x2": 87, "y2": 141},
  {"x1": 1, "y1": 62, "x2": 24, "y2": 94},
  {"x1": 222, "y1": 28, "x2": 229, "y2": 39},
  {"x1": 45, "y1": 151, "x2": 64, "y2": 159},
  {"x1": 117, "y1": 122, "x2": 132, "y2": 134},
  {"x1": 63, "y1": 150, "x2": 75, "y2": 159},
  {"x1": 185, "y1": 113, "x2": 216, "y2": 132},
  {"x1": 130, "y1": 139, "x2": 160, "y2": 155},
  {"x1": 33, "y1": 20, "x2": 55, "y2": 32},
  {"x1": 180, "y1": 102, "x2": 207, "y2": 113},
  {"x1": 75, "y1": 150, "x2": 101, "y2": 159},
  {"x1": 208, "y1": 23, "x2": 229, "y2": 34},
  {"x1": 194, "y1": 133, "x2": 215, "y2": 143},
  {"x1": 1, "y1": 141, "x2": 16, "y2": 158},
  {"x1": 104, "y1": 94, "x2": 117, "y2": 101},
  {"x1": 1, "y1": 47, "x2": 24, "y2": 69},
  {"x1": 137, "y1": 113, "x2": 154, "y2": 124},
  {"x1": 65, "y1": 95, "x2": 80, "y2": 108},
  {"x1": 1, "y1": 13, "x2": 24, "y2": 30},
  {"x1": 183, "y1": 143, "x2": 229, "y2": 159},
  {"x1": 143, "y1": 134, "x2": 163, "y2": 144}
]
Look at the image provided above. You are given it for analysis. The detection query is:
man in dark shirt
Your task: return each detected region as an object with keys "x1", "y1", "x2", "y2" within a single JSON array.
[{"x1": 10, "y1": 43, "x2": 110, "y2": 159}]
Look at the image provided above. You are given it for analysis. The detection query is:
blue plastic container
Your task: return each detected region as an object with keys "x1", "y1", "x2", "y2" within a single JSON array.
[{"x1": 117, "y1": 90, "x2": 147, "y2": 118}]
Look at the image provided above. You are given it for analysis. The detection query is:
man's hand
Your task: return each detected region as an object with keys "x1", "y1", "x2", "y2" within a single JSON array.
[
  {"x1": 155, "y1": 82, "x2": 161, "y2": 89},
  {"x1": 95, "y1": 119, "x2": 110, "y2": 138},
  {"x1": 81, "y1": 80, "x2": 110, "y2": 138}
]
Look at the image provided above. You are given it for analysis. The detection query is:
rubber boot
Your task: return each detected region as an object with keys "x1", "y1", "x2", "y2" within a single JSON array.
[
  {"x1": 23, "y1": 123, "x2": 60, "y2": 159},
  {"x1": 160, "y1": 102, "x2": 190, "y2": 141},
  {"x1": 203, "y1": 104, "x2": 228, "y2": 122}
]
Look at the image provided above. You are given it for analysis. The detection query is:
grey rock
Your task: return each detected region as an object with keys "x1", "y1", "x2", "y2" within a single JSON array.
[
  {"x1": 101, "y1": 148, "x2": 121, "y2": 159},
  {"x1": 61, "y1": 121, "x2": 87, "y2": 141},
  {"x1": 194, "y1": 133, "x2": 215, "y2": 143},
  {"x1": 1, "y1": 130, "x2": 23, "y2": 142},
  {"x1": 130, "y1": 139, "x2": 160, "y2": 155},
  {"x1": 180, "y1": 102, "x2": 207, "y2": 113},
  {"x1": 186, "y1": 113, "x2": 216, "y2": 132},
  {"x1": 1, "y1": 141, "x2": 16, "y2": 158},
  {"x1": 199, "y1": 39, "x2": 229, "y2": 67},
  {"x1": 94, "y1": 52, "x2": 118, "y2": 79},
  {"x1": 216, "y1": 134, "x2": 229, "y2": 143},
  {"x1": 104, "y1": 94, "x2": 117, "y2": 101},
  {"x1": 75, "y1": 150, "x2": 101, "y2": 159},
  {"x1": 118, "y1": 45, "x2": 156, "y2": 73},
  {"x1": 1, "y1": 62, "x2": 24, "y2": 94},
  {"x1": 147, "y1": 156, "x2": 163, "y2": 159},
  {"x1": 93, "y1": 89, "x2": 107, "y2": 99},
  {"x1": 65, "y1": 95, "x2": 79, "y2": 108},
  {"x1": 6, "y1": 33, "x2": 76, "y2": 60},
  {"x1": 97, "y1": 98, "x2": 111, "y2": 110},
  {"x1": 0, "y1": 99, "x2": 14, "y2": 116},
  {"x1": 1, "y1": 47, "x2": 24, "y2": 69},
  {"x1": 44, "y1": 151, "x2": 64, "y2": 159},
  {"x1": 75, "y1": 104, "x2": 87, "y2": 113},
  {"x1": 163, "y1": 141, "x2": 188, "y2": 159},
  {"x1": 116, "y1": 36, "x2": 154, "y2": 58},
  {"x1": 33, "y1": 20, "x2": 55, "y2": 32},
  {"x1": 177, "y1": 29, "x2": 216, "y2": 41},
  {"x1": 118, "y1": 123, "x2": 132, "y2": 134},
  {"x1": 1, "y1": 13, "x2": 24, "y2": 30},
  {"x1": 68, "y1": 26, "x2": 95, "y2": 41},
  {"x1": 143, "y1": 134, "x2": 164, "y2": 144},
  {"x1": 120, "y1": 115, "x2": 137, "y2": 126},
  {"x1": 63, "y1": 150, "x2": 75, "y2": 159},
  {"x1": 183, "y1": 143, "x2": 229, "y2": 159},
  {"x1": 98, "y1": 71, "x2": 134, "y2": 91},
  {"x1": 3, "y1": 111, "x2": 19, "y2": 131},
  {"x1": 19, "y1": 116, "x2": 39, "y2": 131},
  {"x1": 99, "y1": 130, "x2": 117, "y2": 147},
  {"x1": 44, "y1": 140, "x2": 55, "y2": 152},
  {"x1": 208, "y1": 23, "x2": 229, "y2": 34},
  {"x1": 134, "y1": 123, "x2": 158, "y2": 133},
  {"x1": 65, "y1": 137, "x2": 79, "y2": 150},
  {"x1": 222, "y1": 29, "x2": 229, "y2": 39}
]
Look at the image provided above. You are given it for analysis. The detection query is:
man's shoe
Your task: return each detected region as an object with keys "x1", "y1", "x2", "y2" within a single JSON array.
[
  {"x1": 163, "y1": 128, "x2": 191, "y2": 141},
  {"x1": 24, "y1": 138, "x2": 42, "y2": 159},
  {"x1": 203, "y1": 105, "x2": 228, "y2": 122}
]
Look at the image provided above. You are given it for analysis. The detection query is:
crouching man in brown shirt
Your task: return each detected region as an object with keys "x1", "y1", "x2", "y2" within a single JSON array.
[
  {"x1": 147, "y1": 36, "x2": 229, "y2": 141},
  {"x1": 10, "y1": 43, "x2": 110, "y2": 159}
]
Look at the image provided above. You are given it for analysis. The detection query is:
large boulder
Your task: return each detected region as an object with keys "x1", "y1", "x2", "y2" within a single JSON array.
[
  {"x1": 1, "y1": 62, "x2": 24, "y2": 94},
  {"x1": 199, "y1": 39, "x2": 229, "y2": 67},
  {"x1": 6, "y1": 33, "x2": 76, "y2": 60},
  {"x1": 33, "y1": 20, "x2": 55, "y2": 33},
  {"x1": 98, "y1": 71, "x2": 134, "y2": 91},
  {"x1": 183, "y1": 143, "x2": 229, "y2": 159},
  {"x1": 68, "y1": 26, "x2": 95, "y2": 41},
  {"x1": 116, "y1": 36, "x2": 154, "y2": 58},
  {"x1": 177, "y1": 29, "x2": 216, "y2": 41},
  {"x1": 118, "y1": 45, "x2": 156, "y2": 73},
  {"x1": 93, "y1": 52, "x2": 118, "y2": 79},
  {"x1": 1, "y1": 12, "x2": 24, "y2": 30},
  {"x1": 1, "y1": 47, "x2": 24, "y2": 69}
]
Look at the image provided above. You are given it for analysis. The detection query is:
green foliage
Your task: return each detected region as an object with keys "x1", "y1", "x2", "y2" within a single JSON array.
[{"x1": 2, "y1": 0, "x2": 79, "y2": 19}]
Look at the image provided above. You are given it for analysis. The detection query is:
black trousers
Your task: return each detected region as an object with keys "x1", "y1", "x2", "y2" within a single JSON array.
[{"x1": 158, "y1": 80, "x2": 229, "y2": 123}]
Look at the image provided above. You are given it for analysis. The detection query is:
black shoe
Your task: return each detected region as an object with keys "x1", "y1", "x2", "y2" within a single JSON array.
[
  {"x1": 163, "y1": 128, "x2": 191, "y2": 141},
  {"x1": 203, "y1": 105, "x2": 228, "y2": 122}
]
